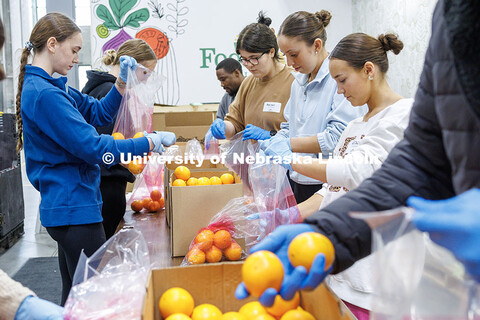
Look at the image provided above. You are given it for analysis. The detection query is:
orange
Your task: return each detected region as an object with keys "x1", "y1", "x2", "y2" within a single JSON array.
[
  {"x1": 213, "y1": 230, "x2": 232, "y2": 250},
  {"x1": 242, "y1": 251, "x2": 284, "y2": 298},
  {"x1": 194, "y1": 229, "x2": 214, "y2": 251},
  {"x1": 131, "y1": 200, "x2": 143, "y2": 212},
  {"x1": 280, "y1": 308, "x2": 315, "y2": 320},
  {"x1": 142, "y1": 197, "x2": 152, "y2": 210},
  {"x1": 133, "y1": 131, "x2": 144, "y2": 139},
  {"x1": 148, "y1": 200, "x2": 162, "y2": 213},
  {"x1": 220, "y1": 173, "x2": 235, "y2": 184},
  {"x1": 166, "y1": 314, "x2": 192, "y2": 320},
  {"x1": 288, "y1": 232, "x2": 335, "y2": 272},
  {"x1": 175, "y1": 166, "x2": 191, "y2": 181},
  {"x1": 173, "y1": 179, "x2": 187, "y2": 187},
  {"x1": 128, "y1": 161, "x2": 145, "y2": 174},
  {"x1": 187, "y1": 247, "x2": 206, "y2": 265},
  {"x1": 253, "y1": 314, "x2": 276, "y2": 320},
  {"x1": 112, "y1": 132, "x2": 125, "y2": 140},
  {"x1": 209, "y1": 176, "x2": 222, "y2": 185},
  {"x1": 239, "y1": 301, "x2": 267, "y2": 318},
  {"x1": 205, "y1": 245, "x2": 223, "y2": 263},
  {"x1": 223, "y1": 241, "x2": 242, "y2": 261},
  {"x1": 222, "y1": 312, "x2": 246, "y2": 320},
  {"x1": 150, "y1": 189, "x2": 162, "y2": 201},
  {"x1": 186, "y1": 177, "x2": 198, "y2": 186},
  {"x1": 197, "y1": 177, "x2": 211, "y2": 186},
  {"x1": 158, "y1": 287, "x2": 194, "y2": 318},
  {"x1": 266, "y1": 292, "x2": 300, "y2": 318},
  {"x1": 158, "y1": 197, "x2": 165, "y2": 209},
  {"x1": 191, "y1": 304, "x2": 222, "y2": 320}
]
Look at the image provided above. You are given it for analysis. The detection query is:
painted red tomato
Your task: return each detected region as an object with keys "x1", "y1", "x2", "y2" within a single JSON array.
[{"x1": 136, "y1": 28, "x2": 169, "y2": 60}]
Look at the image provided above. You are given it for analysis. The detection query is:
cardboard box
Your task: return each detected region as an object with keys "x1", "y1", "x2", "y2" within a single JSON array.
[
  {"x1": 152, "y1": 104, "x2": 218, "y2": 141},
  {"x1": 141, "y1": 263, "x2": 356, "y2": 320},
  {"x1": 168, "y1": 170, "x2": 243, "y2": 257}
]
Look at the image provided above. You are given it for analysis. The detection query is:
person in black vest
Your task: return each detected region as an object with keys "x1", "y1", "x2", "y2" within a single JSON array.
[{"x1": 82, "y1": 39, "x2": 157, "y2": 239}]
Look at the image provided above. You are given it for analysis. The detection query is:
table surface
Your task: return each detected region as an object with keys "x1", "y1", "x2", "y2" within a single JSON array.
[{"x1": 120, "y1": 209, "x2": 184, "y2": 268}]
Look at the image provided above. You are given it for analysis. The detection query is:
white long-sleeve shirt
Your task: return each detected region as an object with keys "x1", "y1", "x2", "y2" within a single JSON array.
[
  {"x1": 278, "y1": 57, "x2": 366, "y2": 185},
  {"x1": 319, "y1": 98, "x2": 414, "y2": 310}
]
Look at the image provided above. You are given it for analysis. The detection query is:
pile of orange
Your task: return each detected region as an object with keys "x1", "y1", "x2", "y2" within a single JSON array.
[
  {"x1": 130, "y1": 189, "x2": 165, "y2": 213},
  {"x1": 171, "y1": 166, "x2": 235, "y2": 187},
  {"x1": 113, "y1": 131, "x2": 149, "y2": 174},
  {"x1": 158, "y1": 287, "x2": 315, "y2": 320},
  {"x1": 186, "y1": 229, "x2": 242, "y2": 265}
]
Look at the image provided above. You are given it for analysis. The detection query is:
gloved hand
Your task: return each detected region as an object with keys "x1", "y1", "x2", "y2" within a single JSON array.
[
  {"x1": 145, "y1": 131, "x2": 176, "y2": 154},
  {"x1": 247, "y1": 207, "x2": 302, "y2": 240},
  {"x1": 210, "y1": 119, "x2": 226, "y2": 139},
  {"x1": 235, "y1": 224, "x2": 332, "y2": 306},
  {"x1": 243, "y1": 124, "x2": 271, "y2": 141},
  {"x1": 409, "y1": 189, "x2": 480, "y2": 281},
  {"x1": 15, "y1": 295, "x2": 64, "y2": 320},
  {"x1": 204, "y1": 128, "x2": 216, "y2": 150},
  {"x1": 259, "y1": 137, "x2": 293, "y2": 170},
  {"x1": 119, "y1": 56, "x2": 137, "y2": 83}
]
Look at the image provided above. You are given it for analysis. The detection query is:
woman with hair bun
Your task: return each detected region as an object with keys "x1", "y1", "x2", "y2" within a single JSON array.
[
  {"x1": 208, "y1": 11, "x2": 294, "y2": 140},
  {"x1": 257, "y1": 10, "x2": 366, "y2": 204},
  {"x1": 82, "y1": 39, "x2": 157, "y2": 240},
  {"x1": 256, "y1": 32, "x2": 413, "y2": 319}
]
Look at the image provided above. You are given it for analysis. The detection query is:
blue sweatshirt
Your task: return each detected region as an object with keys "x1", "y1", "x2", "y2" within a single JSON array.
[{"x1": 21, "y1": 65, "x2": 150, "y2": 227}]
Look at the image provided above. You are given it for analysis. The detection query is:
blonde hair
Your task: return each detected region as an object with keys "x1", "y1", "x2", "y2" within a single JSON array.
[{"x1": 102, "y1": 39, "x2": 156, "y2": 66}]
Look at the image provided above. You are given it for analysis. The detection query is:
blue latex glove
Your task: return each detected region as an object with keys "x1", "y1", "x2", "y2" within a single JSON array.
[
  {"x1": 247, "y1": 207, "x2": 302, "y2": 240},
  {"x1": 235, "y1": 224, "x2": 332, "y2": 306},
  {"x1": 204, "y1": 128, "x2": 216, "y2": 150},
  {"x1": 259, "y1": 137, "x2": 293, "y2": 170},
  {"x1": 210, "y1": 119, "x2": 226, "y2": 139},
  {"x1": 15, "y1": 295, "x2": 63, "y2": 320},
  {"x1": 119, "y1": 56, "x2": 137, "y2": 83},
  {"x1": 145, "y1": 131, "x2": 176, "y2": 154},
  {"x1": 409, "y1": 189, "x2": 480, "y2": 282},
  {"x1": 243, "y1": 124, "x2": 271, "y2": 141}
]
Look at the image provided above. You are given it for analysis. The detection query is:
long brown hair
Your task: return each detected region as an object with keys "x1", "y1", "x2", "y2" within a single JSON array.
[
  {"x1": 102, "y1": 39, "x2": 156, "y2": 66},
  {"x1": 330, "y1": 33, "x2": 404, "y2": 74},
  {"x1": 16, "y1": 12, "x2": 81, "y2": 152},
  {"x1": 278, "y1": 10, "x2": 332, "y2": 47}
]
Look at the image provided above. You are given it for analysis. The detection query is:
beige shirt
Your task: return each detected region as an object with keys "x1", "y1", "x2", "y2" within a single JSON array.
[
  {"x1": 0, "y1": 269, "x2": 34, "y2": 320},
  {"x1": 224, "y1": 65, "x2": 294, "y2": 133}
]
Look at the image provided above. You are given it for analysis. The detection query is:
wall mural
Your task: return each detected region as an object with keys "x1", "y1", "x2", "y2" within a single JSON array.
[{"x1": 92, "y1": 0, "x2": 188, "y2": 105}]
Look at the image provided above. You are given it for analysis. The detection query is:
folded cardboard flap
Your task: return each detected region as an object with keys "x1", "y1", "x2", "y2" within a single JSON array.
[{"x1": 141, "y1": 263, "x2": 356, "y2": 320}]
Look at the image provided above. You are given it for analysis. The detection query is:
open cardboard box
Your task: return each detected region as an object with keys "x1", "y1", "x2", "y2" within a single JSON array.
[
  {"x1": 168, "y1": 170, "x2": 243, "y2": 257},
  {"x1": 142, "y1": 263, "x2": 356, "y2": 320}
]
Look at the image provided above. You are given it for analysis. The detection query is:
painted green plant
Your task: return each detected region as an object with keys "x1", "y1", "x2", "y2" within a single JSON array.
[{"x1": 97, "y1": 0, "x2": 149, "y2": 30}]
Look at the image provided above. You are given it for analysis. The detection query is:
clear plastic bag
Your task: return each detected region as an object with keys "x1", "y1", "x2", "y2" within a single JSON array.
[
  {"x1": 351, "y1": 207, "x2": 480, "y2": 319},
  {"x1": 64, "y1": 229, "x2": 150, "y2": 320},
  {"x1": 112, "y1": 64, "x2": 163, "y2": 138},
  {"x1": 127, "y1": 159, "x2": 165, "y2": 213},
  {"x1": 180, "y1": 197, "x2": 258, "y2": 266},
  {"x1": 185, "y1": 138, "x2": 203, "y2": 158}
]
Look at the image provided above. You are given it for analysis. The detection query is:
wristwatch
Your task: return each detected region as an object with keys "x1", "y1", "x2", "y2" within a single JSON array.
[{"x1": 270, "y1": 130, "x2": 277, "y2": 137}]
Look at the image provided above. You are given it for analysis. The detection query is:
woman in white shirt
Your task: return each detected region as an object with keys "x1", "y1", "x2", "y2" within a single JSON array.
[
  {"x1": 262, "y1": 32, "x2": 413, "y2": 320},
  {"x1": 256, "y1": 10, "x2": 365, "y2": 204}
]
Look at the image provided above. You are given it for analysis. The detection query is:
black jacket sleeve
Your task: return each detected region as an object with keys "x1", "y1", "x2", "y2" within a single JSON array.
[{"x1": 304, "y1": 1, "x2": 455, "y2": 274}]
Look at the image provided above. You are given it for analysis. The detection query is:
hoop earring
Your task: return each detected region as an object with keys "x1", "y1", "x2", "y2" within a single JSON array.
[{"x1": 368, "y1": 75, "x2": 373, "y2": 80}]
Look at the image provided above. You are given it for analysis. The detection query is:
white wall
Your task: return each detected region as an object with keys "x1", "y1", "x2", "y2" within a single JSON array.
[
  {"x1": 352, "y1": 0, "x2": 437, "y2": 98},
  {"x1": 90, "y1": 0, "x2": 352, "y2": 105}
]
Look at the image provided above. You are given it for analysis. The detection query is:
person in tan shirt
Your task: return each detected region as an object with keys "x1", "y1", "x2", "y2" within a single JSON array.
[{"x1": 209, "y1": 11, "x2": 294, "y2": 141}]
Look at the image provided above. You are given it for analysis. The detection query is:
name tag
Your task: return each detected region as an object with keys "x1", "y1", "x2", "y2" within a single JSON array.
[{"x1": 263, "y1": 102, "x2": 282, "y2": 113}]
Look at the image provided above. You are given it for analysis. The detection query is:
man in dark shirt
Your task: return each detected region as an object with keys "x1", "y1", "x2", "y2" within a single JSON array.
[{"x1": 215, "y1": 58, "x2": 244, "y2": 119}]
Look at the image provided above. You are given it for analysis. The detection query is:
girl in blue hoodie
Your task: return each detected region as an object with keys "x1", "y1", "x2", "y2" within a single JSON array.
[{"x1": 16, "y1": 12, "x2": 174, "y2": 305}]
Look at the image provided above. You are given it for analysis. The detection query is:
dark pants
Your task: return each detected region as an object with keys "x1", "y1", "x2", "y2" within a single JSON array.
[
  {"x1": 99, "y1": 176, "x2": 127, "y2": 239},
  {"x1": 288, "y1": 172, "x2": 323, "y2": 204},
  {"x1": 46, "y1": 223, "x2": 106, "y2": 306}
]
